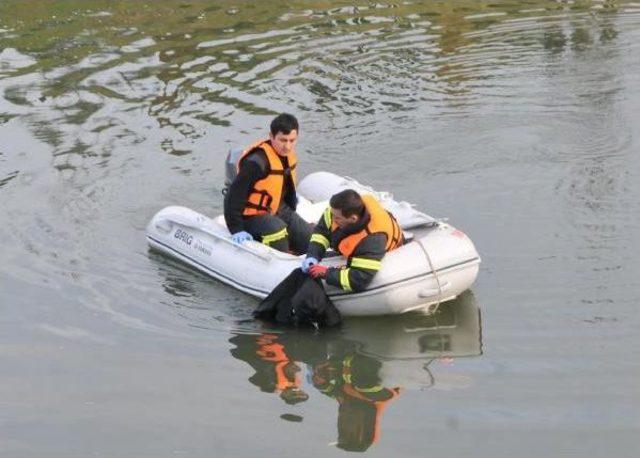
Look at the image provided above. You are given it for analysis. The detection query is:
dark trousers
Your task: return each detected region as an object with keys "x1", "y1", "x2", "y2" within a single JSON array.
[{"x1": 243, "y1": 205, "x2": 312, "y2": 255}]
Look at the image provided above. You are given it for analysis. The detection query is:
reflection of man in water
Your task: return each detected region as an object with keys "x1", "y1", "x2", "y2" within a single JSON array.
[
  {"x1": 229, "y1": 332, "x2": 401, "y2": 450},
  {"x1": 312, "y1": 350, "x2": 401, "y2": 452},
  {"x1": 229, "y1": 333, "x2": 308, "y2": 405}
]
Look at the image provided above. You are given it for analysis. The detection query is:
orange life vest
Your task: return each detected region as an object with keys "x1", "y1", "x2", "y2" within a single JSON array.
[
  {"x1": 237, "y1": 140, "x2": 297, "y2": 216},
  {"x1": 333, "y1": 195, "x2": 403, "y2": 258}
]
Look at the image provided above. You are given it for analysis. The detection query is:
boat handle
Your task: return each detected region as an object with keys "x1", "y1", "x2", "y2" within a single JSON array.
[
  {"x1": 208, "y1": 231, "x2": 271, "y2": 262},
  {"x1": 418, "y1": 282, "x2": 451, "y2": 298},
  {"x1": 211, "y1": 233, "x2": 272, "y2": 262}
]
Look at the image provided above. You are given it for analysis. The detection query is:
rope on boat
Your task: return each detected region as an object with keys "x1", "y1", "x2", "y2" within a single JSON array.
[{"x1": 417, "y1": 237, "x2": 443, "y2": 315}]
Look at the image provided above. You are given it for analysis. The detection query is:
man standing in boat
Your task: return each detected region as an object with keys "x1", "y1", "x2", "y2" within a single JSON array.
[
  {"x1": 225, "y1": 113, "x2": 311, "y2": 254},
  {"x1": 301, "y1": 189, "x2": 404, "y2": 293}
]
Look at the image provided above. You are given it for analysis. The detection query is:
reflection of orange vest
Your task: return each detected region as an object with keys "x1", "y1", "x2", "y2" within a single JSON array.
[
  {"x1": 338, "y1": 354, "x2": 401, "y2": 446},
  {"x1": 334, "y1": 195, "x2": 403, "y2": 258},
  {"x1": 255, "y1": 334, "x2": 300, "y2": 391},
  {"x1": 341, "y1": 385, "x2": 401, "y2": 445},
  {"x1": 237, "y1": 140, "x2": 298, "y2": 216}
]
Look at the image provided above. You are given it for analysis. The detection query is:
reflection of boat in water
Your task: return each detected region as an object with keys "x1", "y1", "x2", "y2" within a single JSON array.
[
  {"x1": 229, "y1": 292, "x2": 482, "y2": 451},
  {"x1": 338, "y1": 291, "x2": 482, "y2": 389}
]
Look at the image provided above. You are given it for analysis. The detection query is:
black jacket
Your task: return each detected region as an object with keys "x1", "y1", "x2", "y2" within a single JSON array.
[{"x1": 253, "y1": 268, "x2": 341, "y2": 328}]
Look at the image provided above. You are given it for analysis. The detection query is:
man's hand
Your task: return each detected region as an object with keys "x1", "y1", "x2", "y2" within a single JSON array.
[
  {"x1": 231, "y1": 231, "x2": 253, "y2": 244},
  {"x1": 309, "y1": 264, "x2": 328, "y2": 279},
  {"x1": 301, "y1": 257, "x2": 318, "y2": 273}
]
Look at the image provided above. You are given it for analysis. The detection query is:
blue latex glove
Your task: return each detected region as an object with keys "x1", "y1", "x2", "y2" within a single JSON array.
[
  {"x1": 301, "y1": 256, "x2": 318, "y2": 273},
  {"x1": 231, "y1": 231, "x2": 253, "y2": 244}
]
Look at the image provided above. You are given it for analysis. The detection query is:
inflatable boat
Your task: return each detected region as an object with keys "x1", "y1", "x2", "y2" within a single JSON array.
[{"x1": 146, "y1": 172, "x2": 480, "y2": 316}]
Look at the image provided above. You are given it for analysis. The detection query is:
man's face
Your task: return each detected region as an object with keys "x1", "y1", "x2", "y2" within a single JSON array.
[
  {"x1": 331, "y1": 207, "x2": 359, "y2": 229},
  {"x1": 269, "y1": 130, "x2": 298, "y2": 156}
]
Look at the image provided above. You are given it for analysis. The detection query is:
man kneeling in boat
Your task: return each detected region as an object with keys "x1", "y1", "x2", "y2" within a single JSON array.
[
  {"x1": 301, "y1": 189, "x2": 404, "y2": 292},
  {"x1": 224, "y1": 113, "x2": 311, "y2": 254}
]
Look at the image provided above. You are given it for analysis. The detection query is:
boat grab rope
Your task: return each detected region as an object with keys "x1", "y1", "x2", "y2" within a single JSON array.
[
  {"x1": 416, "y1": 237, "x2": 443, "y2": 315},
  {"x1": 421, "y1": 359, "x2": 436, "y2": 390}
]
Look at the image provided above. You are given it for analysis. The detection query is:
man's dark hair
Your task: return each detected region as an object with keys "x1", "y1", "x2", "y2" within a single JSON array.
[
  {"x1": 270, "y1": 113, "x2": 299, "y2": 136},
  {"x1": 330, "y1": 189, "x2": 364, "y2": 218}
]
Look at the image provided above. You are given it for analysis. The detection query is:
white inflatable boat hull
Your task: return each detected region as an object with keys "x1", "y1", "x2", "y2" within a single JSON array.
[{"x1": 146, "y1": 173, "x2": 480, "y2": 316}]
